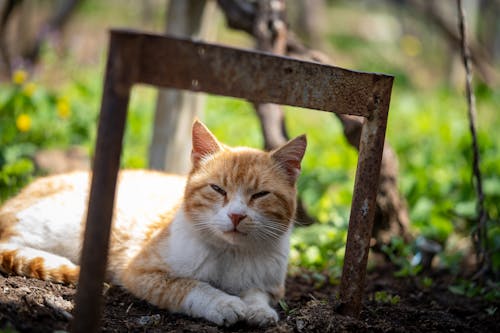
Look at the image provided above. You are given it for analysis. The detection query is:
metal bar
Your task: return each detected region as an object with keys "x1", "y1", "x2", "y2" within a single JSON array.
[
  {"x1": 105, "y1": 29, "x2": 383, "y2": 118},
  {"x1": 71, "y1": 29, "x2": 394, "y2": 329},
  {"x1": 71, "y1": 33, "x2": 139, "y2": 333},
  {"x1": 338, "y1": 75, "x2": 393, "y2": 317}
]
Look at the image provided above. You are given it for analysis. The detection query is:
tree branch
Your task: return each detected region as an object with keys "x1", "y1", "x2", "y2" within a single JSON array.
[
  {"x1": 0, "y1": 0, "x2": 21, "y2": 76},
  {"x1": 404, "y1": 0, "x2": 498, "y2": 86},
  {"x1": 23, "y1": 0, "x2": 82, "y2": 63},
  {"x1": 456, "y1": 0, "x2": 491, "y2": 279}
]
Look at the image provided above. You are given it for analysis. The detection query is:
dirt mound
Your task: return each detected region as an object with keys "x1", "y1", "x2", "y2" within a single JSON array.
[{"x1": 1, "y1": 265, "x2": 499, "y2": 332}]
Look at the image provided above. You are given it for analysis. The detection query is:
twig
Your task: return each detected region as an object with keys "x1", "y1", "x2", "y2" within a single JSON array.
[
  {"x1": 43, "y1": 295, "x2": 74, "y2": 321},
  {"x1": 456, "y1": 0, "x2": 490, "y2": 279}
]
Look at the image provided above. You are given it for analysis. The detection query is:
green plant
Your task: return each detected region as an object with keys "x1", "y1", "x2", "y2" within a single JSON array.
[
  {"x1": 449, "y1": 279, "x2": 500, "y2": 300},
  {"x1": 374, "y1": 291, "x2": 401, "y2": 305},
  {"x1": 0, "y1": 69, "x2": 93, "y2": 202},
  {"x1": 381, "y1": 237, "x2": 422, "y2": 277},
  {"x1": 288, "y1": 224, "x2": 347, "y2": 279},
  {"x1": 278, "y1": 299, "x2": 297, "y2": 316},
  {"x1": 421, "y1": 277, "x2": 433, "y2": 289},
  {"x1": 485, "y1": 306, "x2": 497, "y2": 316}
]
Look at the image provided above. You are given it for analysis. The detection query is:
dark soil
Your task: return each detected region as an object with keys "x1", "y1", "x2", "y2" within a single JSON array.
[{"x1": 1, "y1": 264, "x2": 498, "y2": 333}]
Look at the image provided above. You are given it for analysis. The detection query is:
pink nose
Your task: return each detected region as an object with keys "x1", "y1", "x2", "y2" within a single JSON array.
[{"x1": 228, "y1": 213, "x2": 247, "y2": 227}]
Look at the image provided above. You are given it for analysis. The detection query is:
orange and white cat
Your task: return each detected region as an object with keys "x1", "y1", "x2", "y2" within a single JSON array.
[{"x1": 0, "y1": 120, "x2": 306, "y2": 326}]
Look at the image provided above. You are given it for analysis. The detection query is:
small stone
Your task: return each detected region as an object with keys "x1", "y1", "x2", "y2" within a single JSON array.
[
  {"x1": 44, "y1": 294, "x2": 74, "y2": 312},
  {"x1": 18, "y1": 286, "x2": 32, "y2": 294},
  {"x1": 296, "y1": 318, "x2": 306, "y2": 332},
  {"x1": 136, "y1": 314, "x2": 161, "y2": 327}
]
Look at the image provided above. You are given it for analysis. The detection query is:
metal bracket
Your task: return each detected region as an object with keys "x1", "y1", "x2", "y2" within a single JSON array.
[{"x1": 71, "y1": 29, "x2": 393, "y2": 332}]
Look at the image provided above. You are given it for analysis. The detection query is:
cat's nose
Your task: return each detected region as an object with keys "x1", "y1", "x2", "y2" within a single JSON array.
[{"x1": 228, "y1": 213, "x2": 247, "y2": 227}]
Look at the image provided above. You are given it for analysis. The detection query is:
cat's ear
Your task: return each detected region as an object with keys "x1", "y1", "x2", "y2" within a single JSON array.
[
  {"x1": 191, "y1": 120, "x2": 222, "y2": 166},
  {"x1": 271, "y1": 135, "x2": 307, "y2": 183}
]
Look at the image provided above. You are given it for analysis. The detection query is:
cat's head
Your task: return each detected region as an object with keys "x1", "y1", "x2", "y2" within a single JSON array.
[{"x1": 183, "y1": 120, "x2": 307, "y2": 249}]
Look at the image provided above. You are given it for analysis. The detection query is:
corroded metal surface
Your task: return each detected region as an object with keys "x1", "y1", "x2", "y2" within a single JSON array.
[
  {"x1": 71, "y1": 33, "x2": 136, "y2": 333},
  {"x1": 137, "y1": 33, "x2": 378, "y2": 117},
  {"x1": 72, "y1": 29, "x2": 393, "y2": 331},
  {"x1": 338, "y1": 76, "x2": 393, "y2": 316}
]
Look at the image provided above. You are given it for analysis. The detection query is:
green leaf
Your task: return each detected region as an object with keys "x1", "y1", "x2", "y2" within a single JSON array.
[
  {"x1": 484, "y1": 178, "x2": 500, "y2": 196},
  {"x1": 454, "y1": 200, "x2": 476, "y2": 218},
  {"x1": 448, "y1": 285, "x2": 466, "y2": 296}
]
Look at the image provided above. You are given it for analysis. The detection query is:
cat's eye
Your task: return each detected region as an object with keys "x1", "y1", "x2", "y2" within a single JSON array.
[
  {"x1": 210, "y1": 184, "x2": 226, "y2": 196},
  {"x1": 251, "y1": 191, "x2": 270, "y2": 200}
]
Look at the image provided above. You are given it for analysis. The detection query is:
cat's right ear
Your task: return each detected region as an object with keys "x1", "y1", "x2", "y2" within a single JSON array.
[{"x1": 191, "y1": 120, "x2": 222, "y2": 166}]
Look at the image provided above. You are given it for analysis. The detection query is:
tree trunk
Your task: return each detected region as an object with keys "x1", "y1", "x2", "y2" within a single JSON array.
[
  {"x1": 251, "y1": 0, "x2": 315, "y2": 226},
  {"x1": 477, "y1": 0, "x2": 500, "y2": 61},
  {"x1": 295, "y1": 0, "x2": 326, "y2": 49},
  {"x1": 22, "y1": 0, "x2": 82, "y2": 64},
  {"x1": 0, "y1": 0, "x2": 81, "y2": 76},
  {"x1": 149, "y1": 0, "x2": 217, "y2": 173},
  {"x1": 253, "y1": 0, "x2": 288, "y2": 151},
  {"x1": 0, "y1": 0, "x2": 17, "y2": 76}
]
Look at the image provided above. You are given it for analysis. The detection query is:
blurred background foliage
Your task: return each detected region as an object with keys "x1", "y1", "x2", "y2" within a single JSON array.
[{"x1": 0, "y1": 0, "x2": 499, "y2": 282}]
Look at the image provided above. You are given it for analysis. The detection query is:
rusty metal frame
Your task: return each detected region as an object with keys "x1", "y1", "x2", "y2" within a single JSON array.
[{"x1": 71, "y1": 29, "x2": 393, "y2": 332}]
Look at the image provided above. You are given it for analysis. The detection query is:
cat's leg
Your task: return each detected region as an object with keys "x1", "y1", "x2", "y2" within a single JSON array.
[
  {"x1": 121, "y1": 268, "x2": 247, "y2": 326},
  {"x1": 0, "y1": 242, "x2": 79, "y2": 284},
  {"x1": 182, "y1": 281, "x2": 248, "y2": 326},
  {"x1": 241, "y1": 289, "x2": 279, "y2": 326}
]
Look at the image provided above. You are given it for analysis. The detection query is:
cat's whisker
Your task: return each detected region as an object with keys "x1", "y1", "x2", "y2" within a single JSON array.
[
  {"x1": 192, "y1": 225, "x2": 217, "y2": 232},
  {"x1": 258, "y1": 227, "x2": 282, "y2": 239},
  {"x1": 253, "y1": 229, "x2": 274, "y2": 241},
  {"x1": 290, "y1": 218, "x2": 310, "y2": 227},
  {"x1": 264, "y1": 226, "x2": 290, "y2": 238},
  {"x1": 255, "y1": 232, "x2": 282, "y2": 248},
  {"x1": 261, "y1": 222, "x2": 290, "y2": 233},
  {"x1": 264, "y1": 220, "x2": 289, "y2": 228}
]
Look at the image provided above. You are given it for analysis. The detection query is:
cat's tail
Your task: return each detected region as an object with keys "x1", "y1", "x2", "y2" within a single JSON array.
[{"x1": 0, "y1": 243, "x2": 79, "y2": 284}]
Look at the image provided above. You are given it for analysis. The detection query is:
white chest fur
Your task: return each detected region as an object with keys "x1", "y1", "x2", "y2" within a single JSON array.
[{"x1": 164, "y1": 212, "x2": 290, "y2": 296}]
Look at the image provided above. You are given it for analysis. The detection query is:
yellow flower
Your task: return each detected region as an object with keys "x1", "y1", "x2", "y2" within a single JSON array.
[
  {"x1": 56, "y1": 98, "x2": 71, "y2": 119},
  {"x1": 22, "y1": 82, "x2": 37, "y2": 97},
  {"x1": 16, "y1": 114, "x2": 32, "y2": 132},
  {"x1": 400, "y1": 34, "x2": 422, "y2": 57},
  {"x1": 12, "y1": 69, "x2": 28, "y2": 85}
]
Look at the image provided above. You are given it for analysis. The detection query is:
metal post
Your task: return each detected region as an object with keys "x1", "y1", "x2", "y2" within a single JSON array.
[
  {"x1": 71, "y1": 33, "x2": 136, "y2": 333},
  {"x1": 338, "y1": 76, "x2": 393, "y2": 317}
]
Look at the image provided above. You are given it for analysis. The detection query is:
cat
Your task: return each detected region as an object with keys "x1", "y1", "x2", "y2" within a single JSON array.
[{"x1": 0, "y1": 120, "x2": 307, "y2": 327}]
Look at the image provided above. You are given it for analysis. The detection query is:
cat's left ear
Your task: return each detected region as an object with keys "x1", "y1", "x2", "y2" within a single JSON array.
[
  {"x1": 271, "y1": 135, "x2": 307, "y2": 184},
  {"x1": 191, "y1": 120, "x2": 222, "y2": 166}
]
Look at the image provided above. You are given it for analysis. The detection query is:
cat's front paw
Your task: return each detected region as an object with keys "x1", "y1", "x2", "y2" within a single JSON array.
[
  {"x1": 245, "y1": 304, "x2": 279, "y2": 326},
  {"x1": 205, "y1": 295, "x2": 247, "y2": 326}
]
